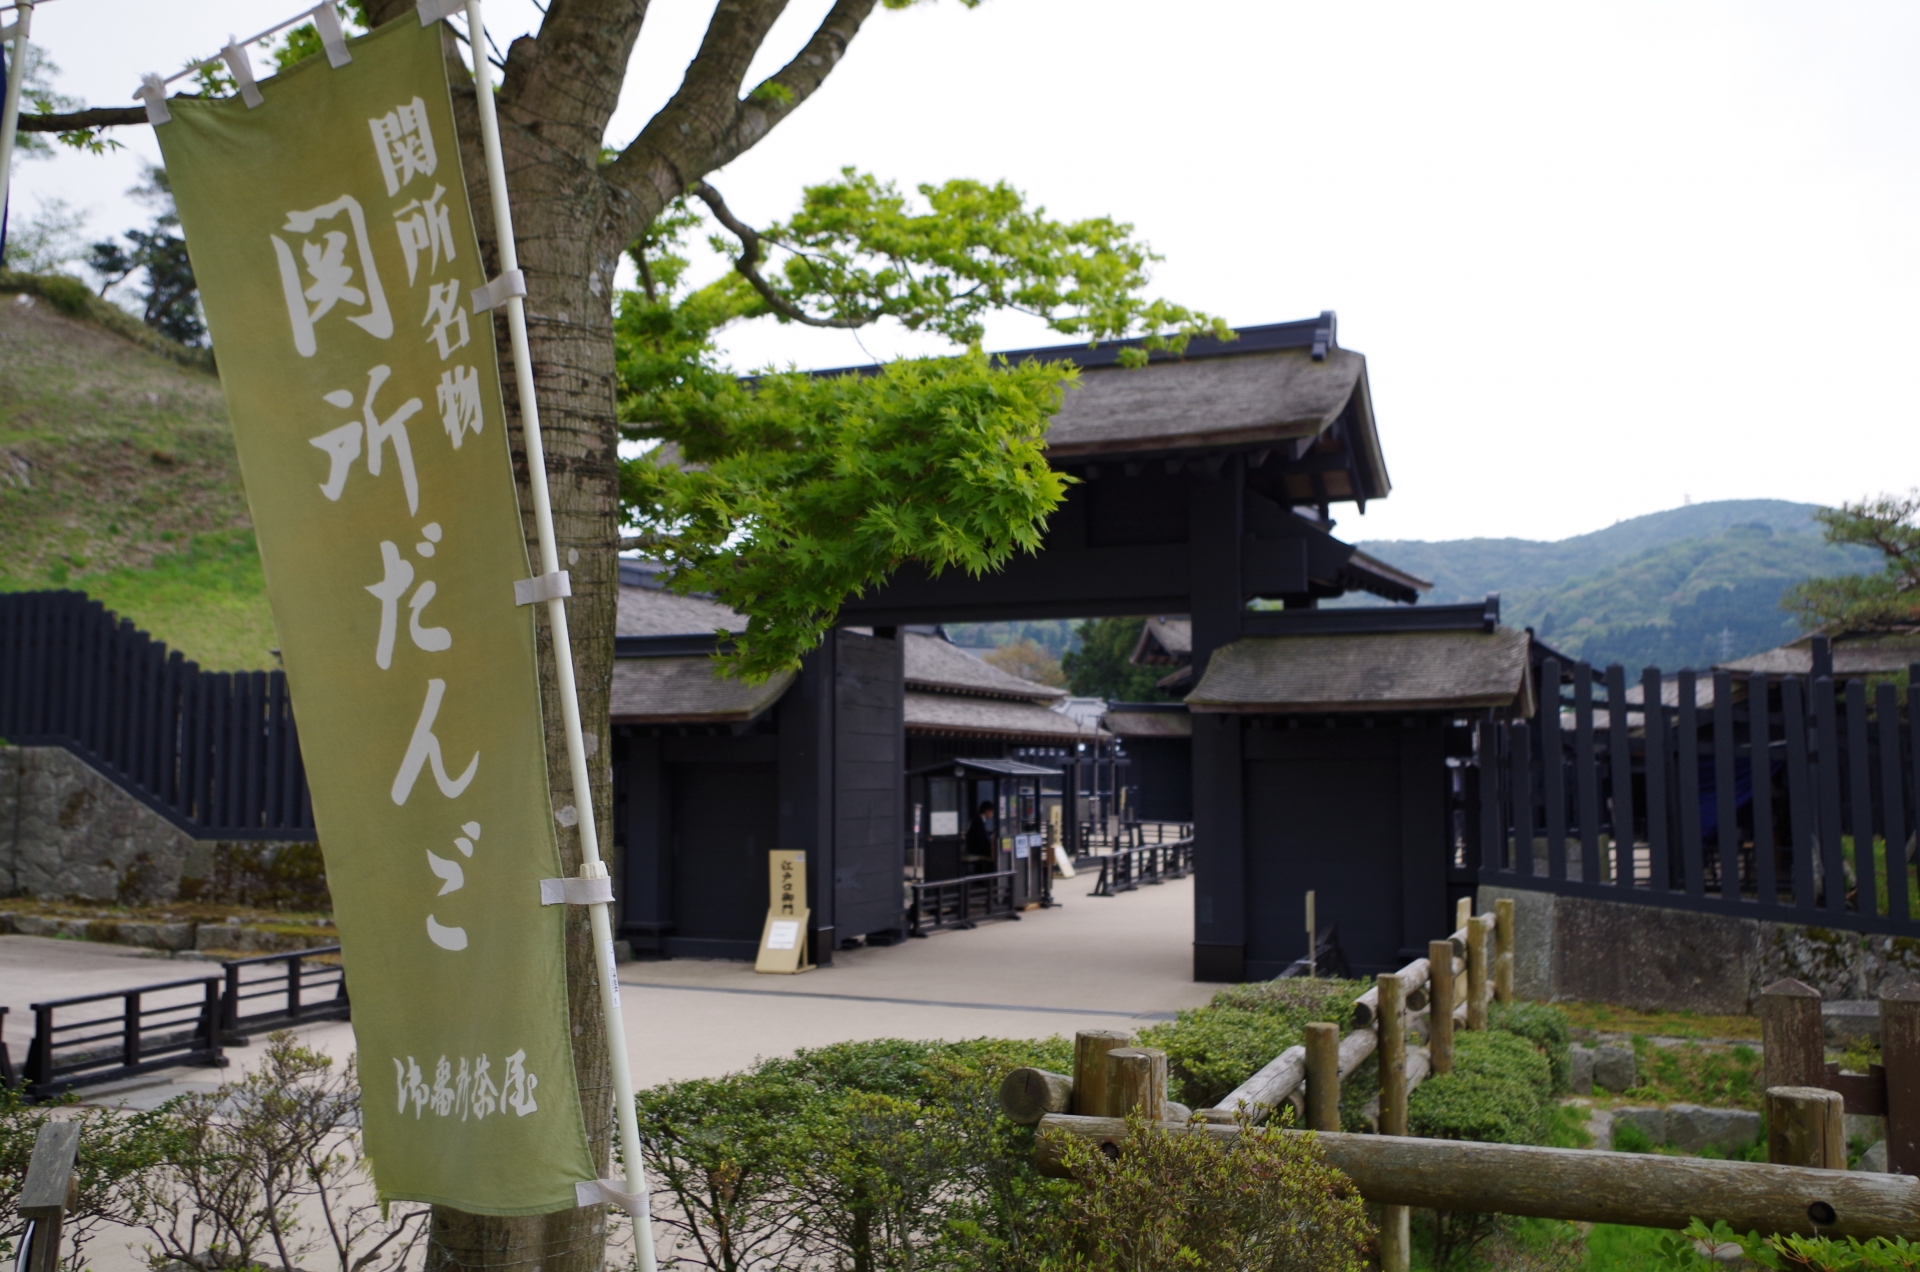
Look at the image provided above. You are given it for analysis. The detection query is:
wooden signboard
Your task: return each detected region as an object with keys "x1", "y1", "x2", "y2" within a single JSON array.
[{"x1": 755, "y1": 850, "x2": 814, "y2": 974}]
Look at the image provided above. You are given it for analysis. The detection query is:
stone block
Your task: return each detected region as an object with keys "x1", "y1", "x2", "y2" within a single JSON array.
[
  {"x1": 1593, "y1": 1044, "x2": 1637, "y2": 1093},
  {"x1": 1612, "y1": 1106, "x2": 1665, "y2": 1147},
  {"x1": 114, "y1": 921, "x2": 197, "y2": 952},
  {"x1": 1569, "y1": 1044, "x2": 1595, "y2": 1095},
  {"x1": 1551, "y1": 893, "x2": 1758, "y2": 1014},
  {"x1": 1845, "y1": 1113, "x2": 1887, "y2": 1147},
  {"x1": 1477, "y1": 884, "x2": 1555, "y2": 1000},
  {"x1": 1663, "y1": 1103, "x2": 1762, "y2": 1154},
  {"x1": 1824, "y1": 1000, "x2": 1881, "y2": 1047},
  {"x1": 1857, "y1": 1140, "x2": 1889, "y2": 1173}
]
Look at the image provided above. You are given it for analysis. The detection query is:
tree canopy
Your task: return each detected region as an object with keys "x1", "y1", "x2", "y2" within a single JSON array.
[
  {"x1": 1062, "y1": 616, "x2": 1174, "y2": 701},
  {"x1": 1784, "y1": 492, "x2": 1920, "y2": 631}
]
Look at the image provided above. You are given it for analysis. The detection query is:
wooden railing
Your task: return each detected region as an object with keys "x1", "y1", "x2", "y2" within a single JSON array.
[
  {"x1": 218, "y1": 946, "x2": 349, "y2": 1041},
  {"x1": 1090, "y1": 838, "x2": 1195, "y2": 897},
  {"x1": 907, "y1": 870, "x2": 1018, "y2": 936}
]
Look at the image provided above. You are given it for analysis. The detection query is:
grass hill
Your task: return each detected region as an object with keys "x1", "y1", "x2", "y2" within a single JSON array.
[
  {"x1": 0, "y1": 273, "x2": 275, "y2": 670},
  {"x1": 1354, "y1": 500, "x2": 1882, "y2": 670}
]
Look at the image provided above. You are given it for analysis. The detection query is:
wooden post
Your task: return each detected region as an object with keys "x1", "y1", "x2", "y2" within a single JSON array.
[
  {"x1": 1428, "y1": 939, "x2": 1456, "y2": 1075},
  {"x1": 1377, "y1": 972, "x2": 1411, "y2": 1272},
  {"x1": 19, "y1": 1121, "x2": 79, "y2": 1272},
  {"x1": 1767, "y1": 1086, "x2": 1845, "y2": 1170},
  {"x1": 1494, "y1": 897, "x2": 1515, "y2": 1005},
  {"x1": 1304, "y1": 1022, "x2": 1340, "y2": 1131},
  {"x1": 1072, "y1": 1029, "x2": 1133, "y2": 1117},
  {"x1": 1105, "y1": 1047, "x2": 1168, "y2": 1121},
  {"x1": 1466, "y1": 914, "x2": 1492, "y2": 1030},
  {"x1": 999, "y1": 1068, "x2": 1073, "y2": 1126},
  {"x1": 1761, "y1": 979, "x2": 1825, "y2": 1093},
  {"x1": 1455, "y1": 895, "x2": 1471, "y2": 932},
  {"x1": 1883, "y1": 980, "x2": 1920, "y2": 1176}
]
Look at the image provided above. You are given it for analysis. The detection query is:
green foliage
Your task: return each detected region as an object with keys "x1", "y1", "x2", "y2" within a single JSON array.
[
  {"x1": 943, "y1": 620, "x2": 1079, "y2": 659},
  {"x1": 37, "y1": 274, "x2": 92, "y2": 316},
  {"x1": 1407, "y1": 1030, "x2": 1551, "y2": 1146},
  {"x1": 1784, "y1": 492, "x2": 1920, "y2": 632},
  {"x1": 1627, "y1": 1037, "x2": 1763, "y2": 1111},
  {"x1": 0, "y1": 1085, "x2": 184, "y2": 1267},
  {"x1": 623, "y1": 354, "x2": 1070, "y2": 680},
  {"x1": 270, "y1": 3, "x2": 370, "y2": 73},
  {"x1": 1139, "y1": 978, "x2": 1365, "y2": 1111},
  {"x1": 1655, "y1": 1219, "x2": 1920, "y2": 1270},
  {"x1": 1061, "y1": 616, "x2": 1173, "y2": 701},
  {"x1": 1488, "y1": 1000, "x2": 1572, "y2": 1095},
  {"x1": 1612, "y1": 1117, "x2": 1655, "y2": 1154},
  {"x1": 616, "y1": 178, "x2": 1220, "y2": 679},
  {"x1": 712, "y1": 168, "x2": 1229, "y2": 354},
  {"x1": 635, "y1": 1036, "x2": 1078, "y2": 1272},
  {"x1": 87, "y1": 167, "x2": 205, "y2": 346},
  {"x1": 1036, "y1": 1113, "x2": 1374, "y2": 1272}
]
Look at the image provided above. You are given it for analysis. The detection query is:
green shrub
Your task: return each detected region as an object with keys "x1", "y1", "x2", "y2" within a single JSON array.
[
  {"x1": 1488, "y1": 1000, "x2": 1573, "y2": 1095},
  {"x1": 1141, "y1": 977, "x2": 1365, "y2": 1111},
  {"x1": 35, "y1": 274, "x2": 92, "y2": 316},
  {"x1": 1408, "y1": 1031, "x2": 1552, "y2": 1146},
  {"x1": 1612, "y1": 1118, "x2": 1655, "y2": 1154},
  {"x1": 1038, "y1": 1113, "x2": 1374, "y2": 1272}
]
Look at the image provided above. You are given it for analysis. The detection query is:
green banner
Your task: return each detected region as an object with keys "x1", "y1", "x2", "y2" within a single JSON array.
[{"x1": 156, "y1": 17, "x2": 595, "y2": 1215}]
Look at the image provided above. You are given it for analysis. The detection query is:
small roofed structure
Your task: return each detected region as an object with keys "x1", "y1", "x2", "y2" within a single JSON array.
[
  {"x1": 903, "y1": 631, "x2": 1098, "y2": 760},
  {"x1": 1186, "y1": 627, "x2": 1534, "y2": 716},
  {"x1": 1720, "y1": 628, "x2": 1920, "y2": 678}
]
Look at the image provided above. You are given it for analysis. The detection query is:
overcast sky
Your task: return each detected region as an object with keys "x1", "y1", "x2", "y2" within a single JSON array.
[{"x1": 11, "y1": 0, "x2": 1917, "y2": 544}]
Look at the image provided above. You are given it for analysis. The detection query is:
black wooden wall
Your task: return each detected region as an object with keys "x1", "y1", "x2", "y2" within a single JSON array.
[{"x1": 832, "y1": 630, "x2": 907, "y2": 943}]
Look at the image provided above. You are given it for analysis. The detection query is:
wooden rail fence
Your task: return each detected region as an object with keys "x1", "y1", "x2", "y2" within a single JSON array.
[{"x1": 1000, "y1": 897, "x2": 1920, "y2": 1266}]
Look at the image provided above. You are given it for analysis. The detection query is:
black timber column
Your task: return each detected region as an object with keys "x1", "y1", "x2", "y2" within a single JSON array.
[
  {"x1": 1398, "y1": 722, "x2": 1449, "y2": 959},
  {"x1": 615, "y1": 732, "x2": 669, "y2": 956},
  {"x1": 1189, "y1": 457, "x2": 1246, "y2": 982},
  {"x1": 780, "y1": 640, "x2": 836, "y2": 966}
]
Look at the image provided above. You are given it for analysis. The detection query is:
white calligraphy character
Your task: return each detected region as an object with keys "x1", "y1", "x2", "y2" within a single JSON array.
[
  {"x1": 393, "y1": 678, "x2": 479, "y2": 806},
  {"x1": 470, "y1": 1054, "x2": 499, "y2": 1120},
  {"x1": 431, "y1": 1056, "x2": 456, "y2": 1116},
  {"x1": 272, "y1": 196, "x2": 392, "y2": 357},
  {"x1": 307, "y1": 367, "x2": 422, "y2": 513},
  {"x1": 370, "y1": 97, "x2": 437, "y2": 198},
  {"x1": 503, "y1": 1049, "x2": 539, "y2": 1117},
  {"x1": 395, "y1": 1056, "x2": 429, "y2": 1118},
  {"x1": 394, "y1": 184, "x2": 456, "y2": 285},
  {"x1": 422, "y1": 280, "x2": 469, "y2": 360},
  {"x1": 436, "y1": 366, "x2": 484, "y2": 448},
  {"x1": 364, "y1": 533, "x2": 451, "y2": 670}
]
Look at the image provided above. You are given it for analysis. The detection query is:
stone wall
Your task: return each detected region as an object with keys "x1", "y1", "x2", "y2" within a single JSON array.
[
  {"x1": 0, "y1": 746, "x2": 328, "y2": 909},
  {"x1": 1479, "y1": 883, "x2": 1920, "y2": 1012}
]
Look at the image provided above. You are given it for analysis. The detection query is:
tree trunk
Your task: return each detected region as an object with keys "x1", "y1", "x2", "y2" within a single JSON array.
[{"x1": 424, "y1": 31, "x2": 626, "y2": 1272}]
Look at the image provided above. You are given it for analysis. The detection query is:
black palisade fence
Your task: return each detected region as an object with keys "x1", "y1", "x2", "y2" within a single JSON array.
[
  {"x1": 0, "y1": 591, "x2": 313, "y2": 840},
  {"x1": 1470, "y1": 635, "x2": 1920, "y2": 936}
]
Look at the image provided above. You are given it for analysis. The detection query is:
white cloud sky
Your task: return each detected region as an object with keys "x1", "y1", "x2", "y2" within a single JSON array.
[{"x1": 11, "y1": 0, "x2": 1917, "y2": 544}]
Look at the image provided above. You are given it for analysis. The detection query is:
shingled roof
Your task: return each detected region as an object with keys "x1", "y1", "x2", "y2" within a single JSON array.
[
  {"x1": 1187, "y1": 627, "x2": 1533, "y2": 715},
  {"x1": 610, "y1": 658, "x2": 795, "y2": 725},
  {"x1": 904, "y1": 691, "x2": 1099, "y2": 741},
  {"x1": 904, "y1": 631, "x2": 1065, "y2": 701}
]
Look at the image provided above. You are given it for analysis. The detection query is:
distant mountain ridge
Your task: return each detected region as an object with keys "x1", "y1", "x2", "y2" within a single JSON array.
[{"x1": 1353, "y1": 499, "x2": 1881, "y2": 670}]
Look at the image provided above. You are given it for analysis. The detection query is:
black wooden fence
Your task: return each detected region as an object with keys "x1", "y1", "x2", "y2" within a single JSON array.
[
  {"x1": 1472, "y1": 636, "x2": 1920, "y2": 937},
  {"x1": 0, "y1": 591, "x2": 314, "y2": 839}
]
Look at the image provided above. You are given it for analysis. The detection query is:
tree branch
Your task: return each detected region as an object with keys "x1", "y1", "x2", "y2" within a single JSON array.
[
  {"x1": 17, "y1": 106, "x2": 147, "y2": 133},
  {"x1": 691, "y1": 181, "x2": 872, "y2": 330},
  {"x1": 600, "y1": 0, "x2": 877, "y2": 247}
]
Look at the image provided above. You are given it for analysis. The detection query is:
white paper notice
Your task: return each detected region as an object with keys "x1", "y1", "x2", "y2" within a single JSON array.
[
  {"x1": 930, "y1": 812, "x2": 959, "y2": 836},
  {"x1": 767, "y1": 920, "x2": 800, "y2": 951}
]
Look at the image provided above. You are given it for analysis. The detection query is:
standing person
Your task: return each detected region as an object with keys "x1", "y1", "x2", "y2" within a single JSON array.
[{"x1": 965, "y1": 799, "x2": 997, "y2": 873}]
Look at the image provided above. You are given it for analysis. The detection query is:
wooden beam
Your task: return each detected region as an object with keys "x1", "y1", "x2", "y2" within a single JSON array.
[{"x1": 1034, "y1": 1116, "x2": 1920, "y2": 1240}]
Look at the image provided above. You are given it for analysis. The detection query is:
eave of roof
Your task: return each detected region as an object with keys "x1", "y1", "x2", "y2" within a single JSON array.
[
  {"x1": 1187, "y1": 627, "x2": 1533, "y2": 716},
  {"x1": 904, "y1": 631, "x2": 1066, "y2": 701},
  {"x1": 904, "y1": 690, "x2": 1103, "y2": 741},
  {"x1": 610, "y1": 657, "x2": 794, "y2": 724}
]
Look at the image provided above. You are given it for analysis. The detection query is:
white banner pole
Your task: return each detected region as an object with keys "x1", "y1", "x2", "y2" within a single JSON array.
[
  {"x1": 460, "y1": 3, "x2": 655, "y2": 1262},
  {"x1": 0, "y1": 2, "x2": 34, "y2": 243}
]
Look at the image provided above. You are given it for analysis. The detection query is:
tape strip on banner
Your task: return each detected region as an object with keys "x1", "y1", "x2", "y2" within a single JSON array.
[
  {"x1": 539, "y1": 876, "x2": 615, "y2": 906},
  {"x1": 416, "y1": 0, "x2": 465, "y2": 24},
  {"x1": 513, "y1": 570, "x2": 570, "y2": 606},
  {"x1": 220, "y1": 41, "x2": 265, "y2": 109},
  {"x1": 311, "y1": 3, "x2": 351, "y2": 67},
  {"x1": 576, "y1": 1178, "x2": 649, "y2": 1216},
  {"x1": 470, "y1": 269, "x2": 528, "y2": 314},
  {"x1": 137, "y1": 74, "x2": 172, "y2": 126}
]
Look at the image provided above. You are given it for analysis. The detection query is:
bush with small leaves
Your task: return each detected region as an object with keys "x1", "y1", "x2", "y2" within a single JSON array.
[
  {"x1": 1036, "y1": 1113, "x2": 1374, "y2": 1272},
  {"x1": 1489, "y1": 1000, "x2": 1574, "y2": 1095}
]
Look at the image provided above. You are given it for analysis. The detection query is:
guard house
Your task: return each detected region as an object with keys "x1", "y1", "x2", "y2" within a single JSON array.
[
  {"x1": 609, "y1": 566, "x2": 908, "y2": 961},
  {"x1": 907, "y1": 756, "x2": 1059, "y2": 910},
  {"x1": 831, "y1": 313, "x2": 1465, "y2": 979}
]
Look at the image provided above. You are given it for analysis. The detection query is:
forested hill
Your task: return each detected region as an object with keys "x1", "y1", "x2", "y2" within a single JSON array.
[{"x1": 1353, "y1": 500, "x2": 1882, "y2": 670}]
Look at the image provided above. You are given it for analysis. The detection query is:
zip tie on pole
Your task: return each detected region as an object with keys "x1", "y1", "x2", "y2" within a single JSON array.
[
  {"x1": 513, "y1": 570, "x2": 570, "y2": 607},
  {"x1": 311, "y1": 2, "x2": 350, "y2": 67},
  {"x1": 539, "y1": 875, "x2": 614, "y2": 906},
  {"x1": 418, "y1": 0, "x2": 463, "y2": 24},
  {"x1": 470, "y1": 269, "x2": 526, "y2": 314},
  {"x1": 220, "y1": 38, "x2": 265, "y2": 109},
  {"x1": 577, "y1": 1178, "x2": 650, "y2": 1214}
]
